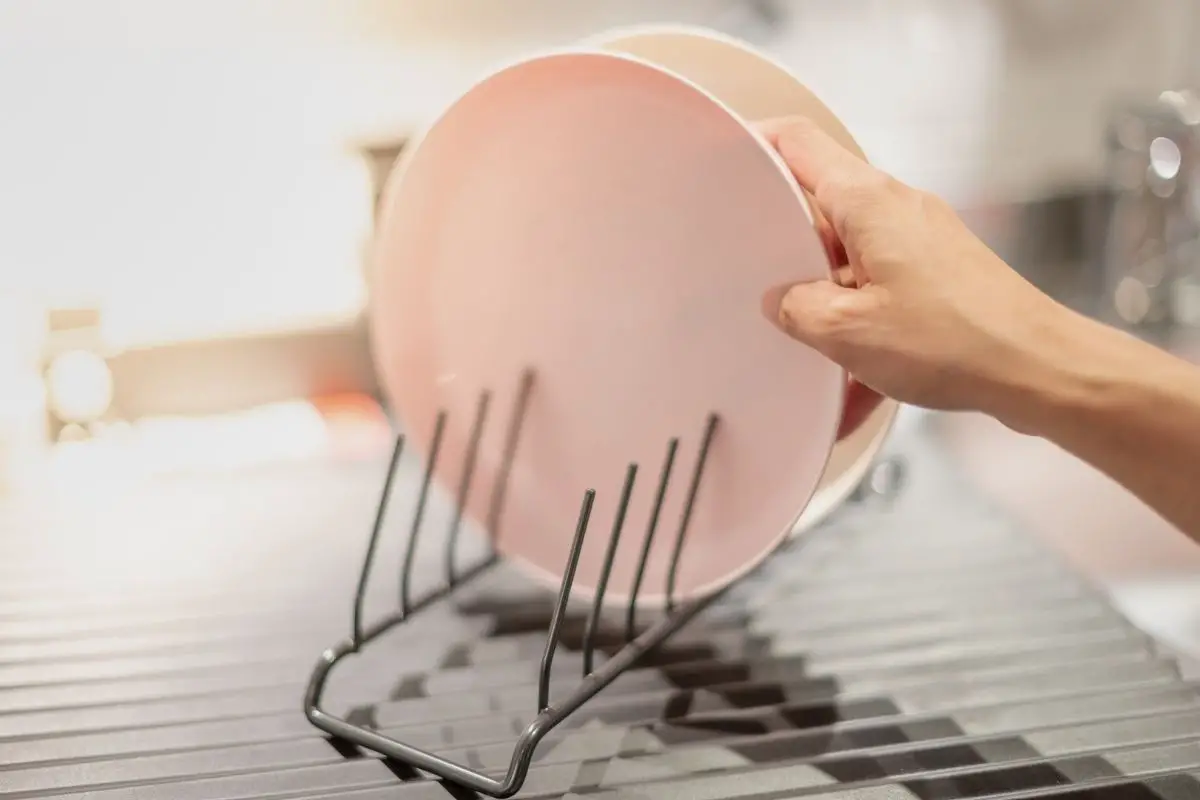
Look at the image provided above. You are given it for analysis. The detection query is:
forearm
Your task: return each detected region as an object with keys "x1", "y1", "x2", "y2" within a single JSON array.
[{"x1": 985, "y1": 307, "x2": 1200, "y2": 539}]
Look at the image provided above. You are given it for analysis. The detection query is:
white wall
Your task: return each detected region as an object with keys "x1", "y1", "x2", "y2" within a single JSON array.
[
  {"x1": 0, "y1": 0, "x2": 1194, "y2": 345},
  {"x1": 0, "y1": 0, "x2": 733, "y2": 344}
]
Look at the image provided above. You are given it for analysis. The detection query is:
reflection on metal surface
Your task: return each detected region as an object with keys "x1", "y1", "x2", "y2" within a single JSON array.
[
  {"x1": 866, "y1": 456, "x2": 907, "y2": 500},
  {"x1": 1103, "y1": 91, "x2": 1200, "y2": 332},
  {"x1": 1115, "y1": 276, "x2": 1152, "y2": 324},
  {"x1": 848, "y1": 455, "x2": 907, "y2": 506},
  {"x1": 1174, "y1": 280, "x2": 1200, "y2": 326},
  {"x1": 1150, "y1": 136, "x2": 1183, "y2": 181},
  {"x1": 1161, "y1": 89, "x2": 1200, "y2": 126}
]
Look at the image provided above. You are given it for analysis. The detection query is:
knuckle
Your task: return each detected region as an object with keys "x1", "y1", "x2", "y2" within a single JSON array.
[
  {"x1": 868, "y1": 170, "x2": 899, "y2": 194},
  {"x1": 811, "y1": 179, "x2": 844, "y2": 212},
  {"x1": 777, "y1": 115, "x2": 822, "y2": 143},
  {"x1": 773, "y1": 118, "x2": 823, "y2": 161},
  {"x1": 829, "y1": 170, "x2": 894, "y2": 211},
  {"x1": 811, "y1": 295, "x2": 863, "y2": 337},
  {"x1": 840, "y1": 182, "x2": 882, "y2": 214},
  {"x1": 871, "y1": 174, "x2": 912, "y2": 206},
  {"x1": 916, "y1": 188, "x2": 953, "y2": 217},
  {"x1": 806, "y1": 307, "x2": 842, "y2": 338}
]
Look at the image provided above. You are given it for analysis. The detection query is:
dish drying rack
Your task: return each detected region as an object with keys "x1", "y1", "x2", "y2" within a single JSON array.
[{"x1": 304, "y1": 368, "x2": 905, "y2": 797}]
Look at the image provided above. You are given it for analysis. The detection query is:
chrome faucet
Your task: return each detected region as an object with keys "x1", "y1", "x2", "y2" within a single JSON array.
[{"x1": 1103, "y1": 89, "x2": 1200, "y2": 331}]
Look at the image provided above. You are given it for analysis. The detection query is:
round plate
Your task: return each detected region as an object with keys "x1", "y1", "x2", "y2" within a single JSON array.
[
  {"x1": 588, "y1": 25, "x2": 900, "y2": 534},
  {"x1": 371, "y1": 50, "x2": 844, "y2": 605}
]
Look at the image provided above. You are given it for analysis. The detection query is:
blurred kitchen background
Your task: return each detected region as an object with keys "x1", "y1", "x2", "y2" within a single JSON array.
[{"x1": 3, "y1": 0, "x2": 1200, "y2": 649}]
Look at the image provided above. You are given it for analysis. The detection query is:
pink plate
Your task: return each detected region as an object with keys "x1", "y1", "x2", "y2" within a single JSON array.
[{"x1": 370, "y1": 50, "x2": 844, "y2": 605}]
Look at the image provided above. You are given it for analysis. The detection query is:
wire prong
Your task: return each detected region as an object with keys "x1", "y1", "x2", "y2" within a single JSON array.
[
  {"x1": 352, "y1": 432, "x2": 405, "y2": 649},
  {"x1": 666, "y1": 413, "x2": 720, "y2": 610},
  {"x1": 625, "y1": 437, "x2": 678, "y2": 641},
  {"x1": 538, "y1": 489, "x2": 594, "y2": 712},
  {"x1": 445, "y1": 390, "x2": 491, "y2": 586},
  {"x1": 400, "y1": 411, "x2": 447, "y2": 617},
  {"x1": 484, "y1": 368, "x2": 535, "y2": 549},
  {"x1": 583, "y1": 463, "x2": 637, "y2": 676}
]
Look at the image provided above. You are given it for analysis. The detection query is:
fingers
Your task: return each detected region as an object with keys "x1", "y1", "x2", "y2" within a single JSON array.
[
  {"x1": 771, "y1": 280, "x2": 880, "y2": 356},
  {"x1": 756, "y1": 117, "x2": 890, "y2": 239}
]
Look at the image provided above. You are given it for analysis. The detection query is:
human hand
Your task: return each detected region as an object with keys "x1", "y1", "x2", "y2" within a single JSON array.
[{"x1": 757, "y1": 116, "x2": 1071, "y2": 417}]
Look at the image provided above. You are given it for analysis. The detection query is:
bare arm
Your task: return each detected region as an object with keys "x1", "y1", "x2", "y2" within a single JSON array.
[
  {"x1": 758, "y1": 116, "x2": 1200, "y2": 540},
  {"x1": 985, "y1": 305, "x2": 1200, "y2": 536}
]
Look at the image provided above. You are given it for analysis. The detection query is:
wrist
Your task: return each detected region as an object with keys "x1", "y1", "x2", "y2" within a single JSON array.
[
  {"x1": 975, "y1": 301, "x2": 1200, "y2": 442},
  {"x1": 970, "y1": 301, "x2": 1104, "y2": 436}
]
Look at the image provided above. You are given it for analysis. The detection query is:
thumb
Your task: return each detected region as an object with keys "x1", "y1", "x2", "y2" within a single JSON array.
[
  {"x1": 769, "y1": 280, "x2": 878, "y2": 353},
  {"x1": 756, "y1": 116, "x2": 880, "y2": 235}
]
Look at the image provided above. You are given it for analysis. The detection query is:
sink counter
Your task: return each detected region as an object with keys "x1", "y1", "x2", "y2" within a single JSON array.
[
  {"x1": 922, "y1": 329, "x2": 1200, "y2": 657},
  {"x1": 929, "y1": 410, "x2": 1200, "y2": 581}
]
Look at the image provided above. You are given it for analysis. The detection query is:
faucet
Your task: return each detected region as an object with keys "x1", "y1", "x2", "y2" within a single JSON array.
[{"x1": 1102, "y1": 89, "x2": 1200, "y2": 332}]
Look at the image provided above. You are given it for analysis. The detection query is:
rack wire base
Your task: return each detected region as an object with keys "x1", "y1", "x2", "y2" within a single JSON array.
[{"x1": 304, "y1": 369, "x2": 902, "y2": 797}]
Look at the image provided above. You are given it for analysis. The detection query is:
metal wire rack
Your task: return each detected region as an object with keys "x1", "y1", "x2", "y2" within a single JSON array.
[{"x1": 303, "y1": 368, "x2": 901, "y2": 797}]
